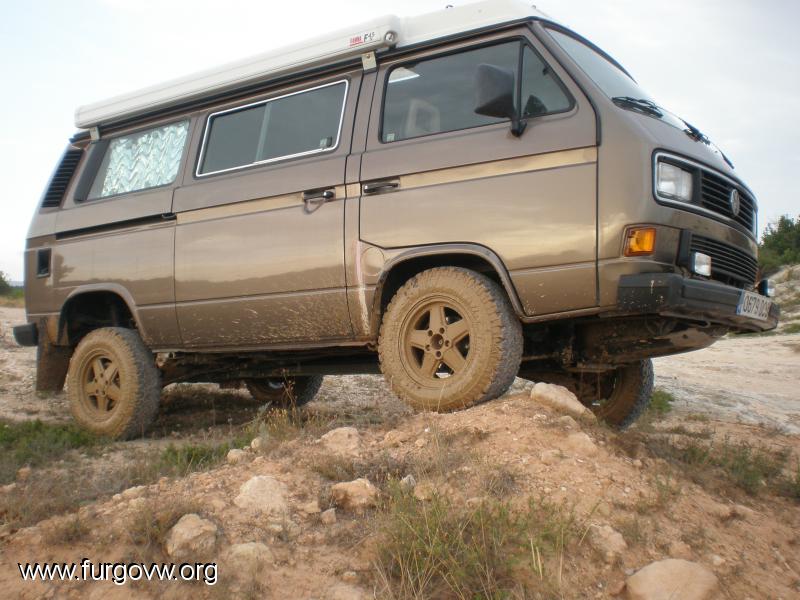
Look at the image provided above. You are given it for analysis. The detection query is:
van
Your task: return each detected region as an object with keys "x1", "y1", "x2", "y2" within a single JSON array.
[{"x1": 14, "y1": 0, "x2": 778, "y2": 438}]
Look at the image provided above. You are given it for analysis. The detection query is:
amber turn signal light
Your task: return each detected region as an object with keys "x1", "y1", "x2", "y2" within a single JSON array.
[{"x1": 624, "y1": 227, "x2": 656, "y2": 256}]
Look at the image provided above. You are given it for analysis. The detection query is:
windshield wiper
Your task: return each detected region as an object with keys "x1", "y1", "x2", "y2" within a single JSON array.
[
  {"x1": 679, "y1": 119, "x2": 710, "y2": 144},
  {"x1": 612, "y1": 96, "x2": 663, "y2": 118}
]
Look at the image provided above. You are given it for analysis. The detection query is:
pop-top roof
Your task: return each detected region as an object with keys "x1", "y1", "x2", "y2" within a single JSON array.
[{"x1": 74, "y1": 0, "x2": 549, "y2": 129}]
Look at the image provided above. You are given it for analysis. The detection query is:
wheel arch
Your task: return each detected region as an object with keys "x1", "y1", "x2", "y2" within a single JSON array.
[
  {"x1": 370, "y1": 243, "x2": 525, "y2": 335},
  {"x1": 58, "y1": 284, "x2": 142, "y2": 346}
]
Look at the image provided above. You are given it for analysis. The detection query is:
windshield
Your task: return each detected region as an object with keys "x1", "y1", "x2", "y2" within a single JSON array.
[{"x1": 546, "y1": 28, "x2": 687, "y2": 130}]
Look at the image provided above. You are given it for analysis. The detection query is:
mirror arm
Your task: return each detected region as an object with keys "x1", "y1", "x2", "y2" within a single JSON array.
[{"x1": 511, "y1": 116, "x2": 528, "y2": 137}]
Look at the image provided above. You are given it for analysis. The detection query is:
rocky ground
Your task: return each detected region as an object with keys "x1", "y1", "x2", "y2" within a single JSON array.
[{"x1": 0, "y1": 284, "x2": 798, "y2": 599}]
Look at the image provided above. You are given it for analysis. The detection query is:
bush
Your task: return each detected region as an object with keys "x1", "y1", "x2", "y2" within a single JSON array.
[
  {"x1": 0, "y1": 271, "x2": 12, "y2": 296},
  {"x1": 759, "y1": 215, "x2": 800, "y2": 275}
]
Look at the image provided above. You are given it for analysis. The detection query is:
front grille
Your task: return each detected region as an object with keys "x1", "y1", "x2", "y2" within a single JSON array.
[
  {"x1": 40, "y1": 147, "x2": 83, "y2": 208},
  {"x1": 699, "y1": 170, "x2": 756, "y2": 234},
  {"x1": 690, "y1": 235, "x2": 758, "y2": 288}
]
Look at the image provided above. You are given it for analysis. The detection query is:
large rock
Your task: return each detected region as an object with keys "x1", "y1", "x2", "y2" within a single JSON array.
[
  {"x1": 530, "y1": 382, "x2": 595, "y2": 421},
  {"x1": 331, "y1": 479, "x2": 378, "y2": 513},
  {"x1": 219, "y1": 542, "x2": 273, "y2": 585},
  {"x1": 320, "y1": 427, "x2": 362, "y2": 457},
  {"x1": 587, "y1": 524, "x2": 627, "y2": 564},
  {"x1": 234, "y1": 476, "x2": 289, "y2": 518},
  {"x1": 164, "y1": 514, "x2": 217, "y2": 560},
  {"x1": 626, "y1": 559, "x2": 718, "y2": 600}
]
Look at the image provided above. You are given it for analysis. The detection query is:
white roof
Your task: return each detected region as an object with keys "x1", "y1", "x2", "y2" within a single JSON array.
[{"x1": 75, "y1": 0, "x2": 549, "y2": 129}]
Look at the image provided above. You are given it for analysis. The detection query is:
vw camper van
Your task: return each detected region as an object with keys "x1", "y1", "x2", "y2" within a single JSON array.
[{"x1": 14, "y1": 0, "x2": 778, "y2": 438}]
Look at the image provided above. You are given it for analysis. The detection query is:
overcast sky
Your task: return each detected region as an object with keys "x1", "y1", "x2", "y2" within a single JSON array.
[{"x1": 1, "y1": 0, "x2": 797, "y2": 281}]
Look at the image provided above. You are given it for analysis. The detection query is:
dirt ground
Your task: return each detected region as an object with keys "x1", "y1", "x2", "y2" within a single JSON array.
[{"x1": 0, "y1": 304, "x2": 798, "y2": 599}]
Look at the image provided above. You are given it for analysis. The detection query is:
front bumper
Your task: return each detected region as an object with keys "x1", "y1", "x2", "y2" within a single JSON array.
[
  {"x1": 13, "y1": 323, "x2": 38, "y2": 347},
  {"x1": 617, "y1": 273, "x2": 779, "y2": 332}
]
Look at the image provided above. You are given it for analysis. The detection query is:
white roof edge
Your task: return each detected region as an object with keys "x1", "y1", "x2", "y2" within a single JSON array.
[{"x1": 75, "y1": 0, "x2": 550, "y2": 130}]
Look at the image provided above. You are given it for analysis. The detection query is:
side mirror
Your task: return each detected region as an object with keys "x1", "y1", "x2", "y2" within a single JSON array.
[{"x1": 474, "y1": 64, "x2": 526, "y2": 137}]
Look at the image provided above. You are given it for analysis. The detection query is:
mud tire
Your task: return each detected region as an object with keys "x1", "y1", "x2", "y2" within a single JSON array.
[
  {"x1": 246, "y1": 376, "x2": 324, "y2": 408},
  {"x1": 378, "y1": 267, "x2": 522, "y2": 412},
  {"x1": 67, "y1": 327, "x2": 161, "y2": 439}
]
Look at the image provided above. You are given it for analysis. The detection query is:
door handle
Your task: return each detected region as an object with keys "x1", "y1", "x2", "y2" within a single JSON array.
[
  {"x1": 303, "y1": 189, "x2": 335, "y2": 212},
  {"x1": 362, "y1": 180, "x2": 400, "y2": 194}
]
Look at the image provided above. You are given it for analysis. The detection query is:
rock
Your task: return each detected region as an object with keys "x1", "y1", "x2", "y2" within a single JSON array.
[
  {"x1": 732, "y1": 504, "x2": 755, "y2": 520},
  {"x1": 381, "y1": 430, "x2": 411, "y2": 447},
  {"x1": 556, "y1": 415, "x2": 579, "y2": 429},
  {"x1": 121, "y1": 485, "x2": 146, "y2": 500},
  {"x1": 668, "y1": 540, "x2": 693, "y2": 560},
  {"x1": 399, "y1": 474, "x2": 417, "y2": 492},
  {"x1": 414, "y1": 437, "x2": 427, "y2": 448},
  {"x1": 562, "y1": 432, "x2": 599, "y2": 457},
  {"x1": 625, "y1": 559, "x2": 718, "y2": 600},
  {"x1": 227, "y1": 449, "x2": 248, "y2": 464},
  {"x1": 321, "y1": 508, "x2": 337, "y2": 525},
  {"x1": 530, "y1": 382, "x2": 596, "y2": 421},
  {"x1": 221, "y1": 541, "x2": 273, "y2": 569},
  {"x1": 413, "y1": 481, "x2": 436, "y2": 501},
  {"x1": 1, "y1": 483, "x2": 17, "y2": 495},
  {"x1": 164, "y1": 514, "x2": 217, "y2": 560},
  {"x1": 587, "y1": 524, "x2": 627, "y2": 564},
  {"x1": 540, "y1": 449, "x2": 563, "y2": 465},
  {"x1": 331, "y1": 478, "x2": 379, "y2": 512},
  {"x1": 710, "y1": 554, "x2": 725, "y2": 567},
  {"x1": 250, "y1": 437, "x2": 265, "y2": 451},
  {"x1": 320, "y1": 427, "x2": 362, "y2": 457},
  {"x1": 234, "y1": 476, "x2": 289, "y2": 518},
  {"x1": 341, "y1": 570, "x2": 359, "y2": 583},
  {"x1": 299, "y1": 500, "x2": 321, "y2": 515},
  {"x1": 219, "y1": 542, "x2": 273, "y2": 587},
  {"x1": 16, "y1": 467, "x2": 31, "y2": 482}
]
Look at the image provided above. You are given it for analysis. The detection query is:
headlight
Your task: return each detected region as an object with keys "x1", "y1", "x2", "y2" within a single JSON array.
[{"x1": 656, "y1": 162, "x2": 693, "y2": 202}]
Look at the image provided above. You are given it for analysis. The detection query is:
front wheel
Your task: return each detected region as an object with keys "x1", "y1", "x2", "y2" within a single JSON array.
[
  {"x1": 245, "y1": 375, "x2": 323, "y2": 408},
  {"x1": 378, "y1": 267, "x2": 522, "y2": 412}
]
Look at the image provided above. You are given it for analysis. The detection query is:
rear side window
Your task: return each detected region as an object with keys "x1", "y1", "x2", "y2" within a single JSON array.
[
  {"x1": 88, "y1": 121, "x2": 189, "y2": 199},
  {"x1": 198, "y1": 80, "x2": 348, "y2": 176},
  {"x1": 381, "y1": 41, "x2": 572, "y2": 142}
]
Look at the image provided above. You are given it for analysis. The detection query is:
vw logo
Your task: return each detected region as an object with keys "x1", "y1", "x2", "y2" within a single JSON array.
[{"x1": 729, "y1": 188, "x2": 741, "y2": 217}]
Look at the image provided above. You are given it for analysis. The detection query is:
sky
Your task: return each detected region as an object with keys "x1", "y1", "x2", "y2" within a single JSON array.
[{"x1": 1, "y1": 0, "x2": 798, "y2": 282}]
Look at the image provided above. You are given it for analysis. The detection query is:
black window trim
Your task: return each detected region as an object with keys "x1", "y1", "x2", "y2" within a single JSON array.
[
  {"x1": 76, "y1": 118, "x2": 191, "y2": 203},
  {"x1": 195, "y1": 78, "x2": 350, "y2": 178},
  {"x1": 378, "y1": 35, "x2": 576, "y2": 145}
]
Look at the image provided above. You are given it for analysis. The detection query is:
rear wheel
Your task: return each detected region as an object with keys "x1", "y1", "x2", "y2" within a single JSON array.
[
  {"x1": 519, "y1": 359, "x2": 654, "y2": 428},
  {"x1": 378, "y1": 267, "x2": 522, "y2": 412},
  {"x1": 67, "y1": 327, "x2": 161, "y2": 439},
  {"x1": 245, "y1": 375, "x2": 323, "y2": 408}
]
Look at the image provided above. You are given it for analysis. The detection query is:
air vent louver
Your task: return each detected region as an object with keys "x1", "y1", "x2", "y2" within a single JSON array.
[{"x1": 40, "y1": 147, "x2": 83, "y2": 208}]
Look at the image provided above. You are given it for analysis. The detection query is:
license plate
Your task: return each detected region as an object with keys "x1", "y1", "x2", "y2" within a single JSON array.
[{"x1": 736, "y1": 290, "x2": 771, "y2": 321}]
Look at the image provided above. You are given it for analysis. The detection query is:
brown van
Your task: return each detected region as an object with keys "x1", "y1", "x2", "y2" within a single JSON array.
[{"x1": 14, "y1": 0, "x2": 778, "y2": 438}]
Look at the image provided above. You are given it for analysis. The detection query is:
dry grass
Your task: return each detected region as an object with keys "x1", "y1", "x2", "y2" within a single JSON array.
[
  {"x1": 374, "y1": 486, "x2": 581, "y2": 600},
  {"x1": 127, "y1": 497, "x2": 202, "y2": 554}
]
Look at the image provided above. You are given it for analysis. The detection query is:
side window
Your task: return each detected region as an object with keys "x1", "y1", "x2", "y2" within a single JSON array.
[
  {"x1": 198, "y1": 80, "x2": 348, "y2": 176},
  {"x1": 381, "y1": 41, "x2": 573, "y2": 143},
  {"x1": 521, "y1": 46, "x2": 572, "y2": 118},
  {"x1": 382, "y1": 42, "x2": 519, "y2": 143},
  {"x1": 88, "y1": 121, "x2": 189, "y2": 199}
]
